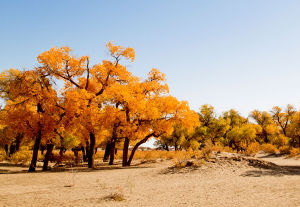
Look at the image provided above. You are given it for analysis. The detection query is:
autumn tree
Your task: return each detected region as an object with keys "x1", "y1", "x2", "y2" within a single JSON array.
[
  {"x1": 104, "y1": 68, "x2": 199, "y2": 166},
  {"x1": 249, "y1": 110, "x2": 278, "y2": 144},
  {"x1": 0, "y1": 69, "x2": 62, "y2": 172},
  {"x1": 286, "y1": 112, "x2": 300, "y2": 148},
  {"x1": 195, "y1": 105, "x2": 229, "y2": 146},
  {"x1": 37, "y1": 42, "x2": 135, "y2": 168},
  {"x1": 226, "y1": 124, "x2": 258, "y2": 151},
  {"x1": 271, "y1": 105, "x2": 295, "y2": 137}
]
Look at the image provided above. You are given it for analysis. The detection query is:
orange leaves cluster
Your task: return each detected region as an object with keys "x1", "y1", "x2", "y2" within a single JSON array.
[{"x1": 106, "y1": 41, "x2": 135, "y2": 62}]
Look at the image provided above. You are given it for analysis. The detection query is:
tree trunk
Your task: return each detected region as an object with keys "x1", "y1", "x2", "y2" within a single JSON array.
[
  {"x1": 81, "y1": 146, "x2": 87, "y2": 162},
  {"x1": 122, "y1": 138, "x2": 129, "y2": 166},
  {"x1": 103, "y1": 142, "x2": 110, "y2": 162},
  {"x1": 109, "y1": 140, "x2": 115, "y2": 165},
  {"x1": 127, "y1": 133, "x2": 154, "y2": 166},
  {"x1": 175, "y1": 143, "x2": 178, "y2": 151},
  {"x1": 28, "y1": 129, "x2": 42, "y2": 172},
  {"x1": 88, "y1": 132, "x2": 95, "y2": 168},
  {"x1": 283, "y1": 128, "x2": 287, "y2": 137},
  {"x1": 15, "y1": 133, "x2": 22, "y2": 152},
  {"x1": 211, "y1": 137, "x2": 216, "y2": 145},
  {"x1": 9, "y1": 142, "x2": 16, "y2": 156},
  {"x1": 59, "y1": 147, "x2": 64, "y2": 157},
  {"x1": 85, "y1": 140, "x2": 90, "y2": 162},
  {"x1": 263, "y1": 131, "x2": 269, "y2": 143},
  {"x1": 4, "y1": 144, "x2": 8, "y2": 155},
  {"x1": 72, "y1": 148, "x2": 80, "y2": 165},
  {"x1": 165, "y1": 144, "x2": 169, "y2": 151},
  {"x1": 40, "y1": 145, "x2": 45, "y2": 155},
  {"x1": 42, "y1": 143, "x2": 54, "y2": 171}
]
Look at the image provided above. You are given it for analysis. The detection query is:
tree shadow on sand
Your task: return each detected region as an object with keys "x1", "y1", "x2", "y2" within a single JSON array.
[
  {"x1": 0, "y1": 161, "x2": 153, "y2": 174},
  {"x1": 241, "y1": 158, "x2": 300, "y2": 177}
]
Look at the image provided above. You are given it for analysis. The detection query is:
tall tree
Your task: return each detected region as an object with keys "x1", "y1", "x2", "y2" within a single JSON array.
[
  {"x1": 0, "y1": 69, "x2": 61, "y2": 172},
  {"x1": 271, "y1": 105, "x2": 295, "y2": 136}
]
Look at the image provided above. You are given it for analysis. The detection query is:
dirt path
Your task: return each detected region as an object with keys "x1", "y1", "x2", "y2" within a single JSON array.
[{"x1": 0, "y1": 154, "x2": 299, "y2": 207}]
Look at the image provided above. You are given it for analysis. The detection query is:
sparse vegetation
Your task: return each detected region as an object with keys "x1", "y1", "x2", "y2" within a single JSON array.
[{"x1": 103, "y1": 192, "x2": 125, "y2": 201}]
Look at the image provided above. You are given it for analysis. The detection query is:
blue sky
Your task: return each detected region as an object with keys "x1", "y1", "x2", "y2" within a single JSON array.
[{"x1": 1, "y1": 0, "x2": 300, "y2": 116}]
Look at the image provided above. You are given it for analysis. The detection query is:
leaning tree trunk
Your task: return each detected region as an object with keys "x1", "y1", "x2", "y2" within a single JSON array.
[
  {"x1": 127, "y1": 134, "x2": 155, "y2": 166},
  {"x1": 29, "y1": 129, "x2": 42, "y2": 172},
  {"x1": 88, "y1": 132, "x2": 95, "y2": 168},
  {"x1": 122, "y1": 138, "x2": 129, "y2": 166},
  {"x1": 42, "y1": 143, "x2": 54, "y2": 171}
]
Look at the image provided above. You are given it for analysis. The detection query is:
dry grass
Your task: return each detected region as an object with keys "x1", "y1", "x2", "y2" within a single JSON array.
[
  {"x1": 0, "y1": 144, "x2": 298, "y2": 167},
  {"x1": 102, "y1": 192, "x2": 125, "y2": 201}
]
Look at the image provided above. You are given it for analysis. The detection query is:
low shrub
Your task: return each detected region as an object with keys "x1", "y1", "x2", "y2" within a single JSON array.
[
  {"x1": 245, "y1": 142, "x2": 260, "y2": 156},
  {"x1": 201, "y1": 141, "x2": 213, "y2": 160},
  {"x1": 289, "y1": 148, "x2": 300, "y2": 157},
  {"x1": 279, "y1": 146, "x2": 291, "y2": 154},
  {"x1": 260, "y1": 144, "x2": 278, "y2": 154},
  {"x1": 0, "y1": 150, "x2": 8, "y2": 161},
  {"x1": 10, "y1": 151, "x2": 32, "y2": 164}
]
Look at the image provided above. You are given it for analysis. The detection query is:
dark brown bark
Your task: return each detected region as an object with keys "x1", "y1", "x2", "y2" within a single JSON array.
[
  {"x1": 59, "y1": 147, "x2": 64, "y2": 157},
  {"x1": 263, "y1": 131, "x2": 269, "y2": 143},
  {"x1": 42, "y1": 143, "x2": 54, "y2": 171},
  {"x1": 85, "y1": 140, "x2": 90, "y2": 162},
  {"x1": 72, "y1": 148, "x2": 80, "y2": 165},
  {"x1": 122, "y1": 138, "x2": 129, "y2": 166},
  {"x1": 4, "y1": 144, "x2": 8, "y2": 155},
  {"x1": 81, "y1": 146, "x2": 87, "y2": 162},
  {"x1": 15, "y1": 134, "x2": 22, "y2": 152},
  {"x1": 103, "y1": 142, "x2": 110, "y2": 162},
  {"x1": 9, "y1": 133, "x2": 23, "y2": 156},
  {"x1": 40, "y1": 145, "x2": 46, "y2": 155},
  {"x1": 28, "y1": 129, "x2": 42, "y2": 172},
  {"x1": 109, "y1": 122, "x2": 120, "y2": 165},
  {"x1": 9, "y1": 142, "x2": 16, "y2": 156},
  {"x1": 109, "y1": 140, "x2": 115, "y2": 165},
  {"x1": 127, "y1": 133, "x2": 155, "y2": 166},
  {"x1": 88, "y1": 132, "x2": 95, "y2": 168}
]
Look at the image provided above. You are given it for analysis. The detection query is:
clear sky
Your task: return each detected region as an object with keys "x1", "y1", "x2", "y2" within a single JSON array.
[{"x1": 1, "y1": 0, "x2": 300, "y2": 117}]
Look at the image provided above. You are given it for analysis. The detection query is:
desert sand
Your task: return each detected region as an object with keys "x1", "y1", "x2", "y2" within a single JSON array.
[{"x1": 0, "y1": 153, "x2": 299, "y2": 207}]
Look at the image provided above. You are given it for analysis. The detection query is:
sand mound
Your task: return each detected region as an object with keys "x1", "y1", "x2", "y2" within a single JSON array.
[{"x1": 162, "y1": 152, "x2": 288, "y2": 175}]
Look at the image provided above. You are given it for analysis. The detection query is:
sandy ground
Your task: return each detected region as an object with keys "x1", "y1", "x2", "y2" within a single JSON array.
[{"x1": 0, "y1": 153, "x2": 299, "y2": 207}]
